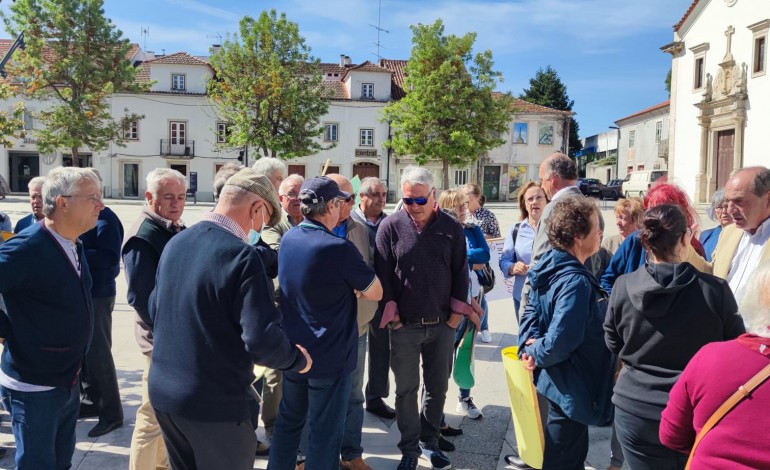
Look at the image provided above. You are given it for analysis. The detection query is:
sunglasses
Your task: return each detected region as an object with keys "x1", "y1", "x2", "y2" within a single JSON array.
[{"x1": 402, "y1": 197, "x2": 429, "y2": 206}]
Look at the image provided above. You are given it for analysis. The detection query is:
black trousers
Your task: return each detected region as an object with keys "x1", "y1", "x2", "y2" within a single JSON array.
[
  {"x1": 81, "y1": 296, "x2": 123, "y2": 423},
  {"x1": 155, "y1": 409, "x2": 256, "y2": 470},
  {"x1": 365, "y1": 310, "x2": 391, "y2": 404},
  {"x1": 613, "y1": 407, "x2": 687, "y2": 470}
]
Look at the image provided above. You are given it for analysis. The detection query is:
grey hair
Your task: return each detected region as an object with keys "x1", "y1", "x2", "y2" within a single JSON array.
[
  {"x1": 219, "y1": 185, "x2": 258, "y2": 206},
  {"x1": 279, "y1": 174, "x2": 305, "y2": 195},
  {"x1": 359, "y1": 176, "x2": 386, "y2": 196},
  {"x1": 738, "y1": 260, "x2": 770, "y2": 338},
  {"x1": 400, "y1": 166, "x2": 433, "y2": 190},
  {"x1": 27, "y1": 176, "x2": 46, "y2": 191},
  {"x1": 213, "y1": 163, "x2": 243, "y2": 201},
  {"x1": 544, "y1": 153, "x2": 578, "y2": 181},
  {"x1": 706, "y1": 189, "x2": 727, "y2": 221},
  {"x1": 146, "y1": 168, "x2": 186, "y2": 198},
  {"x1": 43, "y1": 167, "x2": 102, "y2": 217},
  {"x1": 252, "y1": 157, "x2": 287, "y2": 178},
  {"x1": 301, "y1": 199, "x2": 336, "y2": 218},
  {"x1": 748, "y1": 167, "x2": 770, "y2": 197}
]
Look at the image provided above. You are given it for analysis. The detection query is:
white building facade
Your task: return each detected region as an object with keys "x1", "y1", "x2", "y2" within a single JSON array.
[
  {"x1": 664, "y1": 0, "x2": 769, "y2": 203},
  {"x1": 615, "y1": 100, "x2": 670, "y2": 177}
]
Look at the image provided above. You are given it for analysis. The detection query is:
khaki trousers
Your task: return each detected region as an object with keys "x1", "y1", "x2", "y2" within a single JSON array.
[{"x1": 129, "y1": 355, "x2": 169, "y2": 470}]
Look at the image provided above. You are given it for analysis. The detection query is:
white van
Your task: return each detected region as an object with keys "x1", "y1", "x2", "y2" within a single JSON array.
[{"x1": 622, "y1": 170, "x2": 668, "y2": 198}]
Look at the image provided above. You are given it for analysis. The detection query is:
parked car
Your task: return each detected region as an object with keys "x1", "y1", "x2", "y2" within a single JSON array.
[
  {"x1": 577, "y1": 178, "x2": 604, "y2": 197},
  {"x1": 600, "y1": 179, "x2": 625, "y2": 200},
  {"x1": 622, "y1": 170, "x2": 668, "y2": 198}
]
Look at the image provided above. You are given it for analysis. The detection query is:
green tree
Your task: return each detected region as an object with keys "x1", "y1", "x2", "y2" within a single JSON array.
[
  {"x1": 665, "y1": 68, "x2": 672, "y2": 96},
  {"x1": 520, "y1": 65, "x2": 582, "y2": 157},
  {"x1": 208, "y1": 10, "x2": 330, "y2": 161},
  {"x1": 3, "y1": 0, "x2": 145, "y2": 166},
  {"x1": 0, "y1": 84, "x2": 25, "y2": 147},
  {"x1": 382, "y1": 19, "x2": 514, "y2": 189}
]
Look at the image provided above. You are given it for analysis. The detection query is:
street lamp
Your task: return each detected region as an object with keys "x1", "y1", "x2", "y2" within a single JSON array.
[{"x1": 609, "y1": 126, "x2": 620, "y2": 179}]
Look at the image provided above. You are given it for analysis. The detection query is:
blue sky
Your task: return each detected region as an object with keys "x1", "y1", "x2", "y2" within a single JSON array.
[{"x1": 2, "y1": 0, "x2": 693, "y2": 139}]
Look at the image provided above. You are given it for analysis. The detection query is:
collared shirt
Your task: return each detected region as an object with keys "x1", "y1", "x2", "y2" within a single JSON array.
[
  {"x1": 727, "y1": 216, "x2": 770, "y2": 301},
  {"x1": 48, "y1": 225, "x2": 81, "y2": 276},
  {"x1": 353, "y1": 206, "x2": 386, "y2": 229},
  {"x1": 550, "y1": 185, "x2": 577, "y2": 202},
  {"x1": 144, "y1": 207, "x2": 184, "y2": 233},
  {"x1": 200, "y1": 211, "x2": 247, "y2": 243}
]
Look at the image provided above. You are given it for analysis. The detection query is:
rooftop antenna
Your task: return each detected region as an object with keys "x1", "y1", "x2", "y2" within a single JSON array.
[
  {"x1": 368, "y1": 0, "x2": 389, "y2": 61},
  {"x1": 206, "y1": 32, "x2": 223, "y2": 44},
  {"x1": 141, "y1": 27, "x2": 149, "y2": 50}
]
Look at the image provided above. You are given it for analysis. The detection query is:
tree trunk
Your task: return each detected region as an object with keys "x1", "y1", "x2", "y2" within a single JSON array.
[
  {"x1": 71, "y1": 146, "x2": 80, "y2": 167},
  {"x1": 442, "y1": 158, "x2": 449, "y2": 190}
]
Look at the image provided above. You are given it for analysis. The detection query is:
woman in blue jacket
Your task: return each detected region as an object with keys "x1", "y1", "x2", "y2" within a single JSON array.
[
  {"x1": 699, "y1": 189, "x2": 731, "y2": 261},
  {"x1": 518, "y1": 197, "x2": 615, "y2": 470}
]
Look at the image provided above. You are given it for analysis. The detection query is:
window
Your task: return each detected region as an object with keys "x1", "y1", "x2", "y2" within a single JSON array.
[
  {"x1": 124, "y1": 120, "x2": 139, "y2": 140},
  {"x1": 655, "y1": 121, "x2": 662, "y2": 143},
  {"x1": 359, "y1": 128, "x2": 373, "y2": 146},
  {"x1": 324, "y1": 123, "x2": 338, "y2": 142},
  {"x1": 754, "y1": 36, "x2": 767, "y2": 75},
  {"x1": 361, "y1": 83, "x2": 374, "y2": 99},
  {"x1": 454, "y1": 169, "x2": 468, "y2": 186},
  {"x1": 216, "y1": 122, "x2": 230, "y2": 144},
  {"x1": 629, "y1": 130, "x2": 636, "y2": 148},
  {"x1": 171, "y1": 74, "x2": 186, "y2": 91},
  {"x1": 287, "y1": 164, "x2": 306, "y2": 178},
  {"x1": 637, "y1": 164, "x2": 645, "y2": 171},
  {"x1": 694, "y1": 57, "x2": 705, "y2": 89},
  {"x1": 21, "y1": 110, "x2": 33, "y2": 130}
]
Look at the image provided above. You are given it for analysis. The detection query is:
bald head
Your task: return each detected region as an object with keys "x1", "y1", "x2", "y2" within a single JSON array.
[
  {"x1": 725, "y1": 166, "x2": 770, "y2": 234},
  {"x1": 326, "y1": 174, "x2": 354, "y2": 225}
]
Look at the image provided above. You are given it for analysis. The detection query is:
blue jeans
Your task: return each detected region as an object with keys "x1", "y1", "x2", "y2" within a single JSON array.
[
  {"x1": 480, "y1": 294, "x2": 489, "y2": 331},
  {"x1": 268, "y1": 371, "x2": 352, "y2": 470},
  {"x1": 1, "y1": 383, "x2": 80, "y2": 470},
  {"x1": 341, "y1": 334, "x2": 367, "y2": 461}
]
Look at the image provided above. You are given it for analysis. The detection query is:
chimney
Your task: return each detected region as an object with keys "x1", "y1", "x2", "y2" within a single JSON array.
[
  {"x1": 210, "y1": 44, "x2": 221, "y2": 56},
  {"x1": 344, "y1": 55, "x2": 352, "y2": 66},
  {"x1": 340, "y1": 54, "x2": 346, "y2": 67}
]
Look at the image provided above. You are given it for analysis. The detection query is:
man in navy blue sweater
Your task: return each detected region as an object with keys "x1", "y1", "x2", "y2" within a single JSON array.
[
  {"x1": 79, "y1": 169, "x2": 125, "y2": 437},
  {"x1": 148, "y1": 168, "x2": 312, "y2": 470},
  {"x1": 0, "y1": 167, "x2": 104, "y2": 470},
  {"x1": 12, "y1": 176, "x2": 46, "y2": 234}
]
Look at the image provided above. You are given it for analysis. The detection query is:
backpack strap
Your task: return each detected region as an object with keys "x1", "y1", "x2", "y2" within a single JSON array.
[{"x1": 511, "y1": 222, "x2": 522, "y2": 262}]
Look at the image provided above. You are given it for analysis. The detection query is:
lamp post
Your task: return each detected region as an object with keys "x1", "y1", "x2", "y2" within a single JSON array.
[{"x1": 609, "y1": 125, "x2": 620, "y2": 179}]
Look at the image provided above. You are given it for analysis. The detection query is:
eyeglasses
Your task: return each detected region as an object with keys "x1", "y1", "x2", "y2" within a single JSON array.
[
  {"x1": 281, "y1": 192, "x2": 300, "y2": 200},
  {"x1": 62, "y1": 195, "x2": 103, "y2": 205},
  {"x1": 526, "y1": 195, "x2": 546, "y2": 203},
  {"x1": 402, "y1": 189, "x2": 434, "y2": 206}
]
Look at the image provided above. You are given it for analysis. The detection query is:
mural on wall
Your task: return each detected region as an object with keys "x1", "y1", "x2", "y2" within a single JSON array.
[
  {"x1": 513, "y1": 122, "x2": 528, "y2": 144},
  {"x1": 508, "y1": 165, "x2": 528, "y2": 194},
  {"x1": 538, "y1": 123, "x2": 553, "y2": 145}
]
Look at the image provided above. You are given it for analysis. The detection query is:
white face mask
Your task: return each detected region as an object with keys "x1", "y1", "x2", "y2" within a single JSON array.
[{"x1": 248, "y1": 205, "x2": 267, "y2": 245}]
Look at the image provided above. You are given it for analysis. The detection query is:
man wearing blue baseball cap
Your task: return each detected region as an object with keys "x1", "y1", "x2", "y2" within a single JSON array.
[{"x1": 269, "y1": 176, "x2": 383, "y2": 470}]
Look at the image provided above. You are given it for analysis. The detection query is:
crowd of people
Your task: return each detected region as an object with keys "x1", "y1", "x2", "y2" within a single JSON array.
[{"x1": 0, "y1": 153, "x2": 768, "y2": 470}]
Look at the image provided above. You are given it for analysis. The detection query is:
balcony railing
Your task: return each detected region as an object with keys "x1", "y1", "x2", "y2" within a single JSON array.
[
  {"x1": 160, "y1": 139, "x2": 195, "y2": 158},
  {"x1": 657, "y1": 138, "x2": 669, "y2": 159}
]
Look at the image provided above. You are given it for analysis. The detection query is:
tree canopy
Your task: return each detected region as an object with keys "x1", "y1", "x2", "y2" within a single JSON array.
[
  {"x1": 2, "y1": 0, "x2": 146, "y2": 165},
  {"x1": 382, "y1": 19, "x2": 514, "y2": 189},
  {"x1": 520, "y1": 65, "x2": 582, "y2": 157},
  {"x1": 208, "y1": 10, "x2": 330, "y2": 161}
]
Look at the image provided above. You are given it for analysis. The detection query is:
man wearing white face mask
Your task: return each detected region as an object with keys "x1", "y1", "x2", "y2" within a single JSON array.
[{"x1": 148, "y1": 168, "x2": 313, "y2": 470}]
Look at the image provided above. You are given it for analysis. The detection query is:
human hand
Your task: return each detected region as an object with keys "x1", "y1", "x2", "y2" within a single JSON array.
[
  {"x1": 520, "y1": 353, "x2": 536, "y2": 371},
  {"x1": 296, "y1": 344, "x2": 313, "y2": 374},
  {"x1": 525, "y1": 337, "x2": 536, "y2": 346},
  {"x1": 446, "y1": 313, "x2": 463, "y2": 329},
  {"x1": 512, "y1": 262, "x2": 529, "y2": 276}
]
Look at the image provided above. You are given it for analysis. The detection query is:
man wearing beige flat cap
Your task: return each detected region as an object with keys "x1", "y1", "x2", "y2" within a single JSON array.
[{"x1": 148, "y1": 168, "x2": 313, "y2": 470}]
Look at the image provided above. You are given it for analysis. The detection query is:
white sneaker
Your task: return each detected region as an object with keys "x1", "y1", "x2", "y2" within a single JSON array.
[
  {"x1": 480, "y1": 329, "x2": 492, "y2": 343},
  {"x1": 456, "y1": 397, "x2": 483, "y2": 419}
]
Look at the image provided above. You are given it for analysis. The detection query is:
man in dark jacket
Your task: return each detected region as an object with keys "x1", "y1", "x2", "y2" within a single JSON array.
[
  {"x1": 148, "y1": 168, "x2": 312, "y2": 470},
  {"x1": 0, "y1": 167, "x2": 103, "y2": 469},
  {"x1": 122, "y1": 168, "x2": 187, "y2": 470}
]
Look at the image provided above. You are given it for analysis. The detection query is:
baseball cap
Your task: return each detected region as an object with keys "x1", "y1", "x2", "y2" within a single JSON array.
[{"x1": 299, "y1": 176, "x2": 350, "y2": 205}]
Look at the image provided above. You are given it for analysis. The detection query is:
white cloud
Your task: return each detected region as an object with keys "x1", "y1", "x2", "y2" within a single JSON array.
[{"x1": 163, "y1": 0, "x2": 240, "y2": 22}]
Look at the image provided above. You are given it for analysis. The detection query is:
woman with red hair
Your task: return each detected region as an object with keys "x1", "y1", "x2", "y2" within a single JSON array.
[{"x1": 599, "y1": 183, "x2": 709, "y2": 293}]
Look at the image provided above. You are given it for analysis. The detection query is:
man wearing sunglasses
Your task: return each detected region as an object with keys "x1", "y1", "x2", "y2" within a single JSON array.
[{"x1": 375, "y1": 166, "x2": 480, "y2": 470}]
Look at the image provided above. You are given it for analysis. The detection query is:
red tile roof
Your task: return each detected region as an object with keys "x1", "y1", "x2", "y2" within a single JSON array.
[
  {"x1": 508, "y1": 97, "x2": 573, "y2": 115},
  {"x1": 340, "y1": 60, "x2": 392, "y2": 81},
  {"x1": 126, "y1": 43, "x2": 141, "y2": 62},
  {"x1": 379, "y1": 59, "x2": 407, "y2": 99},
  {"x1": 674, "y1": 0, "x2": 701, "y2": 32},
  {"x1": 144, "y1": 52, "x2": 210, "y2": 67},
  {"x1": 134, "y1": 64, "x2": 150, "y2": 83},
  {"x1": 322, "y1": 80, "x2": 349, "y2": 100},
  {"x1": 320, "y1": 63, "x2": 346, "y2": 76},
  {"x1": 615, "y1": 100, "x2": 670, "y2": 123}
]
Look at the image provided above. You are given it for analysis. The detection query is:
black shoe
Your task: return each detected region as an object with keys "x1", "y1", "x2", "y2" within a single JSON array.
[
  {"x1": 438, "y1": 435, "x2": 455, "y2": 452},
  {"x1": 396, "y1": 455, "x2": 418, "y2": 470},
  {"x1": 365, "y1": 399, "x2": 396, "y2": 420},
  {"x1": 87, "y1": 420, "x2": 123, "y2": 438},
  {"x1": 439, "y1": 425, "x2": 463, "y2": 437},
  {"x1": 255, "y1": 440, "x2": 270, "y2": 456},
  {"x1": 0, "y1": 448, "x2": 6, "y2": 458},
  {"x1": 79, "y1": 403, "x2": 99, "y2": 419},
  {"x1": 504, "y1": 453, "x2": 535, "y2": 469},
  {"x1": 420, "y1": 444, "x2": 451, "y2": 470}
]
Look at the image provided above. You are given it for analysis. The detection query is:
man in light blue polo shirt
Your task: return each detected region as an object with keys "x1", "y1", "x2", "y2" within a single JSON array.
[{"x1": 269, "y1": 176, "x2": 382, "y2": 470}]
